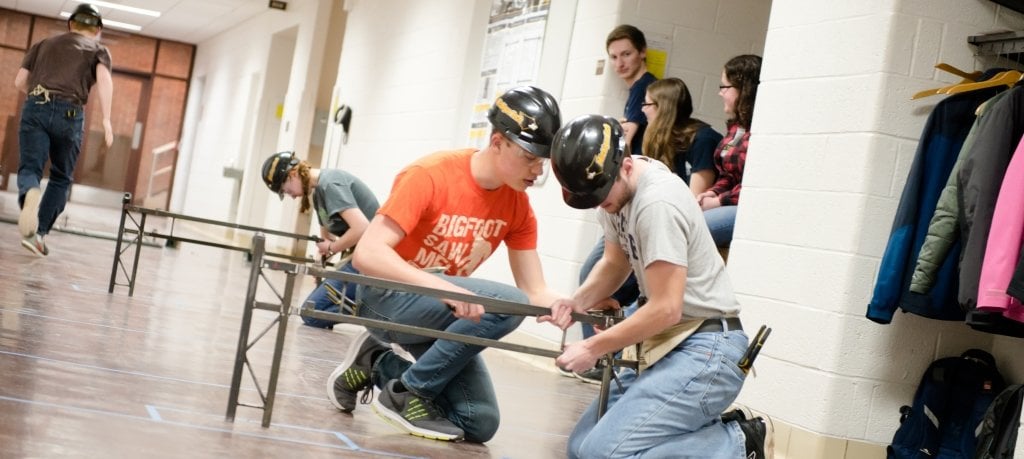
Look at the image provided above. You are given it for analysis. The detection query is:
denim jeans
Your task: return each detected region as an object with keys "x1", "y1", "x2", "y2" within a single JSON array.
[
  {"x1": 357, "y1": 274, "x2": 526, "y2": 443},
  {"x1": 300, "y1": 262, "x2": 359, "y2": 329},
  {"x1": 703, "y1": 206, "x2": 737, "y2": 248},
  {"x1": 568, "y1": 329, "x2": 750, "y2": 459},
  {"x1": 579, "y1": 237, "x2": 640, "y2": 339},
  {"x1": 17, "y1": 96, "x2": 85, "y2": 236}
]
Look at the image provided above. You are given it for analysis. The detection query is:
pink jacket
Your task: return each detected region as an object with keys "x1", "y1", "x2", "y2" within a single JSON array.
[{"x1": 977, "y1": 136, "x2": 1024, "y2": 321}]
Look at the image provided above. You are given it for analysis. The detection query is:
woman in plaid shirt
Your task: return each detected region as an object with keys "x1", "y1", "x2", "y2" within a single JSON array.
[{"x1": 697, "y1": 54, "x2": 763, "y2": 248}]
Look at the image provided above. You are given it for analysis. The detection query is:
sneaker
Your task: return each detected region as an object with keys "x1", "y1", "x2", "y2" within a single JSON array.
[
  {"x1": 327, "y1": 330, "x2": 387, "y2": 412},
  {"x1": 574, "y1": 365, "x2": 605, "y2": 385},
  {"x1": 722, "y1": 408, "x2": 772, "y2": 459},
  {"x1": 372, "y1": 379, "x2": 465, "y2": 441},
  {"x1": 21, "y1": 233, "x2": 48, "y2": 257},
  {"x1": 18, "y1": 187, "x2": 41, "y2": 238}
]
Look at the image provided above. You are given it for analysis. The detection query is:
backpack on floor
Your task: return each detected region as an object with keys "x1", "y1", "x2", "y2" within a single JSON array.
[
  {"x1": 973, "y1": 384, "x2": 1024, "y2": 459},
  {"x1": 888, "y1": 349, "x2": 1005, "y2": 459}
]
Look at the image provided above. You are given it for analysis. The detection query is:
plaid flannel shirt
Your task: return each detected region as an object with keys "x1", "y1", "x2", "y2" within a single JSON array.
[{"x1": 709, "y1": 122, "x2": 749, "y2": 206}]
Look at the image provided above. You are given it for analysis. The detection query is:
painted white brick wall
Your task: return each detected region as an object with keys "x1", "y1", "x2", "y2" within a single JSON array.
[
  {"x1": 736, "y1": 0, "x2": 1024, "y2": 444},
  {"x1": 552, "y1": 0, "x2": 772, "y2": 339},
  {"x1": 177, "y1": 0, "x2": 1024, "y2": 447},
  {"x1": 179, "y1": 0, "x2": 329, "y2": 233}
]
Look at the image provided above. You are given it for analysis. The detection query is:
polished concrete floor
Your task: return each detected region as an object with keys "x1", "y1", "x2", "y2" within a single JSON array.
[{"x1": 0, "y1": 190, "x2": 597, "y2": 458}]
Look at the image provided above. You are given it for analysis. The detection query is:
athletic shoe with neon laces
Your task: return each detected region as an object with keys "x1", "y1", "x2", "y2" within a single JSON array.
[
  {"x1": 372, "y1": 379, "x2": 465, "y2": 441},
  {"x1": 327, "y1": 330, "x2": 387, "y2": 412},
  {"x1": 21, "y1": 233, "x2": 48, "y2": 257}
]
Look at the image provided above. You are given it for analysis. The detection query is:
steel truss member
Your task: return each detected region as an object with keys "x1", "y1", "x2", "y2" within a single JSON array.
[
  {"x1": 224, "y1": 234, "x2": 769, "y2": 428},
  {"x1": 108, "y1": 192, "x2": 321, "y2": 297}
]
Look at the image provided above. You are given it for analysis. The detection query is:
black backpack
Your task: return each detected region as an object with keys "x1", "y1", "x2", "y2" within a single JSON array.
[
  {"x1": 974, "y1": 384, "x2": 1024, "y2": 459},
  {"x1": 888, "y1": 349, "x2": 1005, "y2": 458}
]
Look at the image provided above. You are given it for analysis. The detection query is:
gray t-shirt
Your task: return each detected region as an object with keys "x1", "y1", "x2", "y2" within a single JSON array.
[
  {"x1": 599, "y1": 157, "x2": 739, "y2": 318},
  {"x1": 314, "y1": 169, "x2": 380, "y2": 236}
]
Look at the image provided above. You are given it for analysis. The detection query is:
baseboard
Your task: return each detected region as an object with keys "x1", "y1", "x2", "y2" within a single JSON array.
[{"x1": 493, "y1": 328, "x2": 562, "y2": 373}]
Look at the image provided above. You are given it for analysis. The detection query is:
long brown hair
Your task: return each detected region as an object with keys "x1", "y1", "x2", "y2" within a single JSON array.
[
  {"x1": 723, "y1": 54, "x2": 761, "y2": 129},
  {"x1": 293, "y1": 160, "x2": 314, "y2": 213},
  {"x1": 642, "y1": 78, "x2": 709, "y2": 172}
]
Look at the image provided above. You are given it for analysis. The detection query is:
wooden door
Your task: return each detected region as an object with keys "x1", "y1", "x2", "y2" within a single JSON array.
[{"x1": 75, "y1": 73, "x2": 148, "y2": 194}]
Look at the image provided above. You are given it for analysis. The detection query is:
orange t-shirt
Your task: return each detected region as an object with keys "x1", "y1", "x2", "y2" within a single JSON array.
[{"x1": 379, "y1": 149, "x2": 537, "y2": 277}]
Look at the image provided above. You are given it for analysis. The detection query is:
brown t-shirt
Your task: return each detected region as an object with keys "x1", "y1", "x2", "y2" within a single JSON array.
[{"x1": 21, "y1": 32, "x2": 112, "y2": 105}]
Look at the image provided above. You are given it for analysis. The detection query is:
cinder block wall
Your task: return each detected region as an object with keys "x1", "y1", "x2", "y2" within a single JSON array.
[
  {"x1": 733, "y1": 0, "x2": 1024, "y2": 445},
  {"x1": 194, "y1": 0, "x2": 1024, "y2": 450},
  {"x1": 540, "y1": 0, "x2": 771, "y2": 342}
]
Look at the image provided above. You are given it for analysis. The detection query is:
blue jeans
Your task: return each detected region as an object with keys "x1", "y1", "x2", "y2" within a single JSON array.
[
  {"x1": 579, "y1": 238, "x2": 640, "y2": 339},
  {"x1": 568, "y1": 329, "x2": 750, "y2": 458},
  {"x1": 300, "y1": 263, "x2": 359, "y2": 329},
  {"x1": 357, "y1": 274, "x2": 526, "y2": 443},
  {"x1": 17, "y1": 96, "x2": 85, "y2": 236},
  {"x1": 703, "y1": 206, "x2": 737, "y2": 248}
]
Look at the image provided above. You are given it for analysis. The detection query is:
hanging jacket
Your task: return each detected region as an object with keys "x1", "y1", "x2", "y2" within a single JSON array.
[
  {"x1": 977, "y1": 136, "x2": 1024, "y2": 322},
  {"x1": 910, "y1": 92, "x2": 1007, "y2": 294},
  {"x1": 867, "y1": 87, "x2": 1001, "y2": 324},
  {"x1": 957, "y1": 86, "x2": 1024, "y2": 310},
  {"x1": 957, "y1": 86, "x2": 1024, "y2": 337}
]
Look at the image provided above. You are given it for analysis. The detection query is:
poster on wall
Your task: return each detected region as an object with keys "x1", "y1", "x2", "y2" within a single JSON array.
[
  {"x1": 468, "y1": 0, "x2": 551, "y2": 151},
  {"x1": 644, "y1": 32, "x2": 672, "y2": 79}
]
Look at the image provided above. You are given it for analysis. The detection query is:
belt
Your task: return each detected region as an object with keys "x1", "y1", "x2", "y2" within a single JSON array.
[{"x1": 694, "y1": 317, "x2": 742, "y2": 334}]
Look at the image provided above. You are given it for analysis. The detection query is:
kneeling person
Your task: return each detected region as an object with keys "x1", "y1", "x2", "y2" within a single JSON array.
[
  {"x1": 544, "y1": 115, "x2": 751, "y2": 458},
  {"x1": 260, "y1": 151, "x2": 379, "y2": 329},
  {"x1": 329, "y1": 86, "x2": 564, "y2": 443}
]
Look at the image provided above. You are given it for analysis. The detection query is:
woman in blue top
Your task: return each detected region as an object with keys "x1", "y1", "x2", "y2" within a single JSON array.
[
  {"x1": 641, "y1": 77, "x2": 722, "y2": 196},
  {"x1": 261, "y1": 151, "x2": 380, "y2": 328}
]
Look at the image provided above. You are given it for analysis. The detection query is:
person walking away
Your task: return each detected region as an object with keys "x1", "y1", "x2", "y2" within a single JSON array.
[{"x1": 15, "y1": 3, "x2": 113, "y2": 256}]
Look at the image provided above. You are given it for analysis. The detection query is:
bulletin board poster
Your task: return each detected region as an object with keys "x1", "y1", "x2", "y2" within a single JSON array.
[
  {"x1": 468, "y1": 0, "x2": 552, "y2": 151},
  {"x1": 645, "y1": 31, "x2": 672, "y2": 80}
]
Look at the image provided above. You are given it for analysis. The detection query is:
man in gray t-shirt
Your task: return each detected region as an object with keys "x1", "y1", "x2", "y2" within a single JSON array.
[{"x1": 544, "y1": 115, "x2": 753, "y2": 459}]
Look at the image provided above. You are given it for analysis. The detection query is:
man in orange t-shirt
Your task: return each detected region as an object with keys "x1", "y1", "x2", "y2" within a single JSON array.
[{"x1": 327, "y1": 86, "x2": 564, "y2": 443}]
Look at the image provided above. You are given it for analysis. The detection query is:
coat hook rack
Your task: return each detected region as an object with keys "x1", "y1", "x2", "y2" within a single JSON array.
[
  {"x1": 989, "y1": 0, "x2": 1024, "y2": 15},
  {"x1": 968, "y1": 31, "x2": 1024, "y2": 60}
]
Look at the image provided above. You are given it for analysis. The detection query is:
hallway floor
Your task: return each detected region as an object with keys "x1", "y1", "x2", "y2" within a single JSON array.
[{"x1": 0, "y1": 191, "x2": 596, "y2": 458}]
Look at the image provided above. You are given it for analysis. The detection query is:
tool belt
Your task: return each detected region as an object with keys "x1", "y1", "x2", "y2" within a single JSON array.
[{"x1": 623, "y1": 316, "x2": 743, "y2": 370}]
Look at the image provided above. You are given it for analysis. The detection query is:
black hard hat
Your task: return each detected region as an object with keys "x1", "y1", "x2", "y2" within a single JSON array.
[
  {"x1": 69, "y1": 3, "x2": 103, "y2": 28},
  {"x1": 550, "y1": 115, "x2": 626, "y2": 209},
  {"x1": 487, "y1": 86, "x2": 561, "y2": 158},
  {"x1": 261, "y1": 151, "x2": 299, "y2": 199}
]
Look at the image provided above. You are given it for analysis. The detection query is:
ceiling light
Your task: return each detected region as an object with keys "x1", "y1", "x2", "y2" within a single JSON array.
[
  {"x1": 60, "y1": 11, "x2": 143, "y2": 32},
  {"x1": 74, "y1": 0, "x2": 161, "y2": 17}
]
